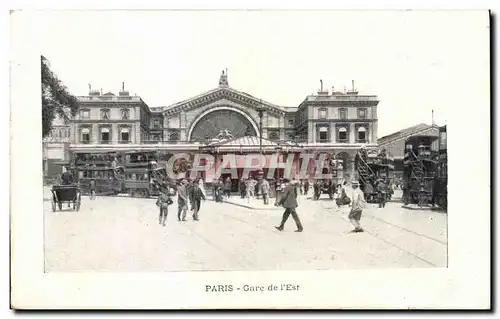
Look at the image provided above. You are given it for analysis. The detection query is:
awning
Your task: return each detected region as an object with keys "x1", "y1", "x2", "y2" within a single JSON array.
[
  {"x1": 120, "y1": 127, "x2": 130, "y2": 133},
  {"x1": 338, "y1": 127, "x2": 347, "y2": 132},
  {"x1": 81, "y1": 128, "x2": 90, "y2": 134},
  {"x1": 319, "y1": 126, "x2": 328, "y2": 132},
  {"x1": 101, "y1": 127, "x2": 110, "y2": 133},
  {"x1": 358, "y1": 126, "x2": 366, "y2": 132}
]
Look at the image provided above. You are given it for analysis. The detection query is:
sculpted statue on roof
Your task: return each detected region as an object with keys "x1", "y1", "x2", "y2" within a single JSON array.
[{"x1": 219, "y1": 69, "x2": 228, "y2": 86}]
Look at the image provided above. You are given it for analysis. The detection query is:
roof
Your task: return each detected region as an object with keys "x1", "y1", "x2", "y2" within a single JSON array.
[
  {"x1": 207, "y1": 136, "x2": 281, "y2": 147},
  {"x1": 378, "y1": 123, "x2": 439, "y2": 145},
  {"x1": 406, "y1": 135, "x2": 439, "y2": 143},
  {"x1": 162, "y1": 86, "x2": 285, "y2": 113}
]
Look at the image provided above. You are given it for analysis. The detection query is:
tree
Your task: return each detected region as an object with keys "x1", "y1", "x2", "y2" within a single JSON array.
[{"x1": 41, "y1": 55, "x2": 79, "y2": 137}]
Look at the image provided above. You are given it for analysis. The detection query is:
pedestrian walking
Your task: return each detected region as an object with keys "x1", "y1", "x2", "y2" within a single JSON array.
[
  {"x1": 156, "y1": 186, "x2": 173, "y2": 226},
  {"x1": 274, "y1": 179, "x2": 282, "y2": 204},
  {"x1": 303, "y1": 179, "x2": 310, "y2": 195},
  {"x1": 191, "y1": 180, "x2": 206, "y2": 221},
  {"x1": 198, "y1": 177, "x2": 206, "y2": 198},
  {"x1": 376, "y1": 179, "x2": 387, "y2": 208},
  {"x1": 89, "y1": 178, "x2": 96, "y2": 200},
  {"x1": 274, "y1": 179, "x2": 303, "y2": 232},
  {"x1": 214, "y1": 179, "x2": 224, "y2": 202},
  {"x1": 313, "y1": 179, "x2": 321, "y2": 200},
  {"x1": 224, "y1": 177, "x2": 232, "y2": 198},
  {"x1": 177, "y1": 179, "x2": 189, "y2": 221},
  {"x1": 261, "y1": 178, "x2": 270, "y2": 205},
  {"x1": 239, "y1": 178, "x2": 247, "y2": 199},
  {"x1": 348, "y1": 180, "x2": 366, "y2": 233},
  {"x1": 246, "y1": 177, "x2": 256, "y2": 203}
]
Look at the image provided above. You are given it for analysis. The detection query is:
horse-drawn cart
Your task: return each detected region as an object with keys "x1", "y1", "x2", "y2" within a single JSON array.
[{"x1": 51, "y1": 185, "x2": 82, "y2": 212}]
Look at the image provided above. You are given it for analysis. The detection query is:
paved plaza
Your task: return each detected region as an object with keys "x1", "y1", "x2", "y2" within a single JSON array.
[{"x1": 44, "y1": 188, "x2": 447, "y2": 272}]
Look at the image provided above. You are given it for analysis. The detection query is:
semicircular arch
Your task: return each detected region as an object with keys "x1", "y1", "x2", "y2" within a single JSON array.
[{"x1": 187, "y1": 106, "x2": 260, "y2": 142}]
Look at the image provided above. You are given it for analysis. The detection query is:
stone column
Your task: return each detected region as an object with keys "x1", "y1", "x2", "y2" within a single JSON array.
[
  {"x1": 92, "y1": 124, "x2": 99, "y2": 144},
  {"x1": 349, "y1": 123, "x2": 356, "y2": 144},
  {"x1": 134, "y1": 123, "x2": 141, "y2": 144},
  {"x1": 309, "y1": 122, "x2": 315, "y2": 143},
  {"x1": 330, "y1": 122, "x2": 336, "y2": 143},
  {"x1": 372, "y1": 121, "x2": 378, "y2": 144},
  {"x1": 112, "y1": 124, "x2": 118, "y2": 144}
]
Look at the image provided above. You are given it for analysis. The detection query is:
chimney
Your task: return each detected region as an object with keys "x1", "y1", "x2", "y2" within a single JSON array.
[
  {"x1": 346, "y1": 80, "x2": 358, "y2": 95},
  {"x1": 317, "y1": 79, "x2": 328, "y2": 95},
  {"x1": 119, "y1": 83, "x2": 129, "y2": 96}
]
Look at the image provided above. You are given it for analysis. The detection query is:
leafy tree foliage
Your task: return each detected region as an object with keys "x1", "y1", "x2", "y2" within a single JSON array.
[{"x1": 41, "y1": 56, "x2": 79, "y2": 137}]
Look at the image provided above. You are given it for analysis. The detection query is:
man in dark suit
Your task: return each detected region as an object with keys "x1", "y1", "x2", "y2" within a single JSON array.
[{"x1": 274, "y1": 179, "x2": 303, "y2": 232}]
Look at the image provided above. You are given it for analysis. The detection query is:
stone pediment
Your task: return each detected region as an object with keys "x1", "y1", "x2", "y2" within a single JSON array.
[{"x1": 163, "y1": 87, "x2": 285, "y2": 116}]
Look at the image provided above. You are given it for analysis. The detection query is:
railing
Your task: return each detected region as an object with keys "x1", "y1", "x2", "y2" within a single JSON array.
[
  {"x1": 99, "y1": 140, "x2": 111, "y2": 144},
  {"x1": 142, "y1": 140, "x2": 182, "y2": 144},
  {"x1": 118, "y1": 140, "x2": 131, "y2": 144},
  {"x1": 306, "y1": 95, "x2": 378, "y2": 102},
  {"x1": 77, "y1": 96, "x2": 142, "y2": 102}
]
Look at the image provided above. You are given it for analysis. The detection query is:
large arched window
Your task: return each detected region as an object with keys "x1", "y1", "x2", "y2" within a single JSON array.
[
  {"x1": 337, "y1": 126, "x2": 348, "y2": 142},
  {"x1": 189, "y1": 109, "x2": 257, "y2": 142},
  {"x1": 80, "y1": 127, "x2": 90, "y2": 144},
  {"x1": 357, "y1": 126, "x2": 367, "y2": 142}
]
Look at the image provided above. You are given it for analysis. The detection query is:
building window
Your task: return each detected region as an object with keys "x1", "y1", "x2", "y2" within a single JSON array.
[
  {"x1": 288, "y1": 119, "x2": 294, "y2": 126},
  {"x1": 357, "y1": 126, "x2": 367, "y2": 142},
  {"x1": 101, "y1": 109, "x2": 110, "y2": 120},
  {"x1": 153, "y1": 119, "x2": 161, "y2": 129},
  {"x1": 80, "y1": 128, "x2": 90, "y2": 144},
  {"x1": 318, "y1": 126, "x2": 329, "y2": 143},
  {"x1": 338, "y1": 126, "x2": 348, "y2": 142},
  {"x1": 268, "y1": 131, "x2": 279, "y2": 140},
  {"x1": 358, "y1": 108, "x2": 367, "y2": 119},
  {"x1": 339, "y1": 108, "x2": 347, "y2": 120},
  {"x1": 287, "y1": 133, "x2": 296, "y2": 141},
  {"x1": 319, "y1": 108, "x2": 327, "y2": 119},
  {"x1": 121, "y1": 108, "x2": 130, "y2": 120},
  {"x1": 80, "y1": 109, "x2": 90, "y2": 119},
  {"x1": 100, "y1": 127, "x2": 111, "y2": 144},
  {"x1": 120, "y1": 127, "x2": 130, "y2": 143}
]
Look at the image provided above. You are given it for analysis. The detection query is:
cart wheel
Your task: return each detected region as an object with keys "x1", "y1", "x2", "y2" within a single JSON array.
[{"x1": 52, "y1": 201, "x2": 56, "y2": 212}]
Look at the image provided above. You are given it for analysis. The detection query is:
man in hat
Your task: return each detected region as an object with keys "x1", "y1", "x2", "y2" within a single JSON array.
[
  {"x1": 376, "y1": 179, "x2": 387, "y2": 208},
  {"x1": 274, "y1": 179, "x2": 303, "y2": 232},
  {"x1": 157, "y1": 184, "x2": 172, "y2": 226},
  {"x1": 348, "y1": 180, "x2": 366, "y2": 233},
  {"x1": 177, "y1": 179, "x2": 189, "y2": 221},
  {"x1": 190, "y1": 179, "x2": 206, "y2": 221},
  {"x1": 60, "y1": 166, "x2": 75, "y2": 185}
]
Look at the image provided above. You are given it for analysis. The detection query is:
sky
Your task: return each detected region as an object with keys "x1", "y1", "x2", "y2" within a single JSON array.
[{"x1": 22, "y1": 10, "x2": 489, "y2": 137}]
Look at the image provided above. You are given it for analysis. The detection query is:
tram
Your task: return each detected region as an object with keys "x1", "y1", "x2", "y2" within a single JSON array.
[
  {"x1": 433, "y1": 125, "x2": 447, "y2": 209},
  {"x1": 71, "y1": 151, "x2": 122, "y2": 195},
  {"x1": 402, "y1": 135, "x2": 439, "y2": 206},
  {"x1": 355, "y1": 148, "x2": 395, "y2": 203}
]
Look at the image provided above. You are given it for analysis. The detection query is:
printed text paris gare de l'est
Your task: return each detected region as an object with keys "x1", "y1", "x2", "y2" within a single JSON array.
[{"x1": 205, "y1": 284, "x2": 299, "y2": 293}]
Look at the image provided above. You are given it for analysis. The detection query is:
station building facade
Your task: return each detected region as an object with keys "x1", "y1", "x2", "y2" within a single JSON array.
[{"x1": 47, "y1": 72, "x2": 381, "y2": 180}]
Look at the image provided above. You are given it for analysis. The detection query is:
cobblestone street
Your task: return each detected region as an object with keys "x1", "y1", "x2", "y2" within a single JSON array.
[{"x1": 44, "y1": 188, "x2": 447, "y2": 272}]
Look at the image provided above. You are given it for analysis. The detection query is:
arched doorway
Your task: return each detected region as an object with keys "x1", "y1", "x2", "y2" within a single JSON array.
[{"x1": 188, "y1": 108, "x2": 259, "y2": 142}]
